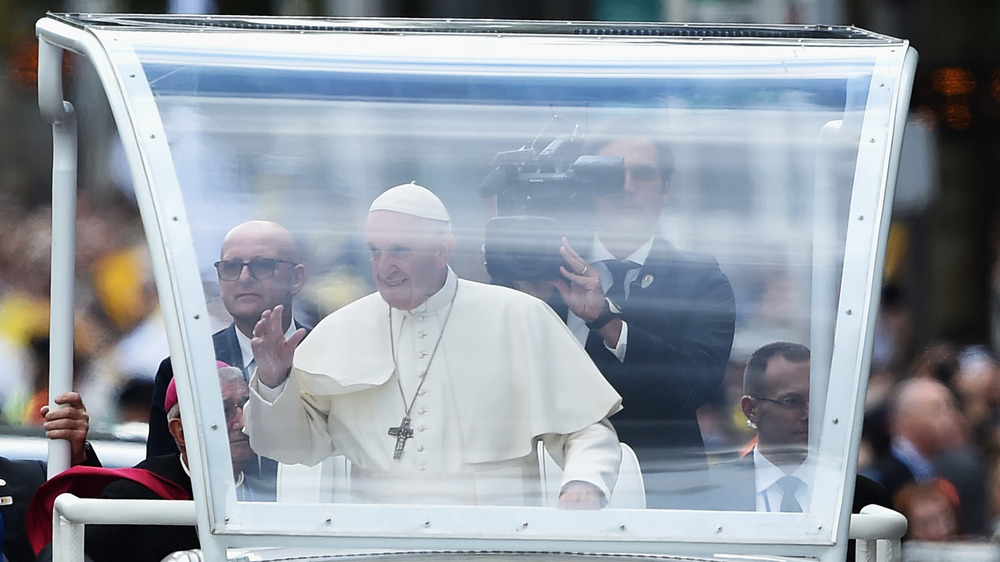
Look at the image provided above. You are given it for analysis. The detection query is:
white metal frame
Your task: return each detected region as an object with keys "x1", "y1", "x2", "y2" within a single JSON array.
[
  {"x1": 48, "y1": 495, "x2": 907, "y2": 562},
  {"x1": 36, "y1": 14, "x2": 916, "y2": 562},
  {"x1": 37, "y1": 16, "x2": 232, "y2": 561}
]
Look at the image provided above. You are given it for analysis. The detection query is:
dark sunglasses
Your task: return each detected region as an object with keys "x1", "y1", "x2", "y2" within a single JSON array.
[{"x1": 213, "y1": 258, "x2": 296, "y2": 281}]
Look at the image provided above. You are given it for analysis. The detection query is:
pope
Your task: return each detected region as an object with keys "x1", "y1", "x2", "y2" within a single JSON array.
[{"x1": 245, "y1": 182, "x2": 623, "y2": 508}]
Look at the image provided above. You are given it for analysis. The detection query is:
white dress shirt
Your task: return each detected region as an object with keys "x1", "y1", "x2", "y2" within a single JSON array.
[{"x1": 753, "y1": 447, "x2": 814, "y2": 512}]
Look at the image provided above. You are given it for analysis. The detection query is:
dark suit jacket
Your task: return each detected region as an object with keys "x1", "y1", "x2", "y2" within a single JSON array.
[
  {"x1": 708, "y1": 453, "x2": 893, "y2": 562},
  {"x1": 146, "y1": 324, "x2": 245, "y2": 457},
  {"x1": 860, "y1": 448, "x2": 915, "y2": 501},
  {"x1": 0, "y1": 457, "x2": 47, "y2": 562},
  {"x1": 1, "y1": 447, "x2": 101, "y2": 562},
  {"x1": 585, "y1": 239, "x2": 735, "y2": 463},
  {"x1": 933, "y1": 446, "x2": 988, "y2": 535},
  {"x1": 84, "y1": 454, "x2": 197, "y2": 562},
  {"x1": 863, "y1": 445, "x2": 988, "y2": 535},
  {"x1": 709, "y1": 455, "x2": 892, "y2": 512}
]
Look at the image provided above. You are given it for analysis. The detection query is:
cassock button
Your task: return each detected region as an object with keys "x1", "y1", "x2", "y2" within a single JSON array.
[
  {"x1": 417, "y1": 465, "x2": 426, "y2": 471},
  {"x1": 418, "y1": 425, "x2": 427, "y2": 432},
  {"x1": 418, "y1": 331, "x2": 427, "y2": 339},
  {"x1": 418, "y1": 407, "x2": 428, "y2": 415},
  {"x1": 418, "y1": 390, "x2": 427, "y2": 396},
  {"x1": 417, "y1": 445, "x2": 425, "y2": 452},
  {"x1": 418, "y1": 351, "x2": 428, "y2": 359}
]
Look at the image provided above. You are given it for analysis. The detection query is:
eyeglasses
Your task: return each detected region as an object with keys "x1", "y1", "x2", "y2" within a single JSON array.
[
  {"x1": 223, "y1": 397, "x2": 249, "y2": 420},
  {"x1": 753, "y1": 395, "x2": 809, "y2": 410},
  {"x1": 214, "y1": 258, "x2": 296, "y2": 281}
]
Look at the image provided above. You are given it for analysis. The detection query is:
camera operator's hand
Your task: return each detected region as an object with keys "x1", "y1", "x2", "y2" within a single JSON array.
[{"x1": 551, "y1": 238, "x2": 605, "y2": 322}]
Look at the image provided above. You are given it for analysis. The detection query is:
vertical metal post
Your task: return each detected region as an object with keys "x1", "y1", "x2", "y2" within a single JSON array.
[
  {"x1": 37, "y1": 38, "x2": 78, "y2": 477},
  {"x1": 52, "y1": 496, "x2": 87, "y2": 562}
]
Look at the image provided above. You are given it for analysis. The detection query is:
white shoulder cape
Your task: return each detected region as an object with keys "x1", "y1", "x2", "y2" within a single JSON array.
[{"x1": 292, "y1": 278, "x2": 623, "y2": 464}]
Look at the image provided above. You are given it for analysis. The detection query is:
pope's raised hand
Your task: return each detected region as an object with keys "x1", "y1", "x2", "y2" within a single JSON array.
[{"x1": 251, "y1": 304, "x2": 306, "y2": 388}]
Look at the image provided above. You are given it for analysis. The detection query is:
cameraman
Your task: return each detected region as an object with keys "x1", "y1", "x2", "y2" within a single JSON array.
[{"x1": 514, "y1": 118, "x2": 735, "y2": 508}]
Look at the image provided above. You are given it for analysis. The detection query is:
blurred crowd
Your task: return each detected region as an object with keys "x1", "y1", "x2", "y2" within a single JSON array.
[
  {"x1": 0, "y1": 190, "x2": 162, "y2": 433},
  {"x1": 700, "y1": 281, "x2": 1000, "y2": 548},
  {"x1": 858, "y1": 335, "x2": 1000, "y2": 544},
  {"x1": 858, "y1": 288, "x2": 1000, "y2": 545},
  {"x1": 0, "y1": 187, "x2": 371, "y2": 437}
]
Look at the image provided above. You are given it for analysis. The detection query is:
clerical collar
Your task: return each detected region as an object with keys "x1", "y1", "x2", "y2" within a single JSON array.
[
  {"x1": 588, "y1": 234, "x2": 654, "y2": 266},
  {"x1": 180, "y1": 450, "x2": 245, "y2": 491},
  {"x1": 403, "y1": 267, "x2": 458, "y2": 316}
]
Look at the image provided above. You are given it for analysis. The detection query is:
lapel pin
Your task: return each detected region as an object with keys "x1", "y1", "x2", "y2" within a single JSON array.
[
  {"x1": 640, "y1": 274, "x2": 654, "y2": 288},
  {"x1": 0, "y1": 495, "x2": 11, "y2": 506}
]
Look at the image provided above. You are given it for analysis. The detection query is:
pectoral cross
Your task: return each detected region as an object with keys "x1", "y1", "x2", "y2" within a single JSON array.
[{"x1": 388, "y1": 416, "x2": 414, "y2": 461}]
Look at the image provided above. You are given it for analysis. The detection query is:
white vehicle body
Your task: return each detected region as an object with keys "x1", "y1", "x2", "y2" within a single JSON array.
[{"x1": 35, "y1": 13, "x2": 915, "y2": 562}]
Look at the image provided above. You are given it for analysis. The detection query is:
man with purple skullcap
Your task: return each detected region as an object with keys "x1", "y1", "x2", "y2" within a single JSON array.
[
  {"x1": 246, "y1": 182, "x2": 622, "y2": 508},
  {"x1": 84, "y1": 361, "x2": 270, "y2": 562},
  {"x1": 162, "y1": 362, "x2": 264, "y2": 500}
]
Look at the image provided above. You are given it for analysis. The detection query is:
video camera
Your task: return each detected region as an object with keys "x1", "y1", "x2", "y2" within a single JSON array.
[{"x1": 479, "y1": 129, "x2": 625, "y2": 283}]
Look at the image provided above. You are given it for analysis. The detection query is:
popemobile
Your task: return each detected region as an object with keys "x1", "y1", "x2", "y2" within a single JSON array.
[{"x1": 32, "y1": 12, "x2": 915, "y2": 562}]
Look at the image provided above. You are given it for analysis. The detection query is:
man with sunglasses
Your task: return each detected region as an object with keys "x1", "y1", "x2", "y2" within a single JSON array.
[
  {"x1": 145, "y1": 221, "x2": 308, "y2": 489},
  {"x1": 514, "y1": 118, "x2": 736, "y2": 507}
]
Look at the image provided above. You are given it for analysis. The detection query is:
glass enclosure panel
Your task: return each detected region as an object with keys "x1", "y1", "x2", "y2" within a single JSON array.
[{"x1": 60, "y1": 16, "x2": 911, "y2": 550}]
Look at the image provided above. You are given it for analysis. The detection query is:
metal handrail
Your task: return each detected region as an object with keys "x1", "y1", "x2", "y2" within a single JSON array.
[
  {"x1": 848, "y1": 504, "x2": 908, "y2": 562},
  {"x1": 52, "y1": 494, "x2": 909, "y2": 562},
  {"x1": 52, "y1": 494, "x2": 197, "y2": 562}
]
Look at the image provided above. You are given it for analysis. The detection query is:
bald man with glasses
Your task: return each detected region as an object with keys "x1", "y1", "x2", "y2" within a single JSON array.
[{"x1": 145, "y1": 221, "x2": 309, "y2": 465}]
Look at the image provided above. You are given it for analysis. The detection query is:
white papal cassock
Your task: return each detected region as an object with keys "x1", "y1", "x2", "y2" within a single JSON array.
[{"x1": 245, "y1": 268, "x2": 623, "y2": 506}]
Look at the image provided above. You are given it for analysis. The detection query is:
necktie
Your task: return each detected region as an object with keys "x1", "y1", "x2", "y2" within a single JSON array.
[
  {"x1": 604, "y1": 259, "x2": 636, "y2": 305},
  {"x1": 777, "y1": 475, "x2": 803, "y2": 512},
  {"x1": 243, "y1": 359, "x2": 256, "y2": 382}
]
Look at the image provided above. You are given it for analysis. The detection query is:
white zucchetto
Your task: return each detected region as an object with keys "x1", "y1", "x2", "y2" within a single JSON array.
[{"x1": 368, "y1": 182, "x2": 451, "y2": 223}]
